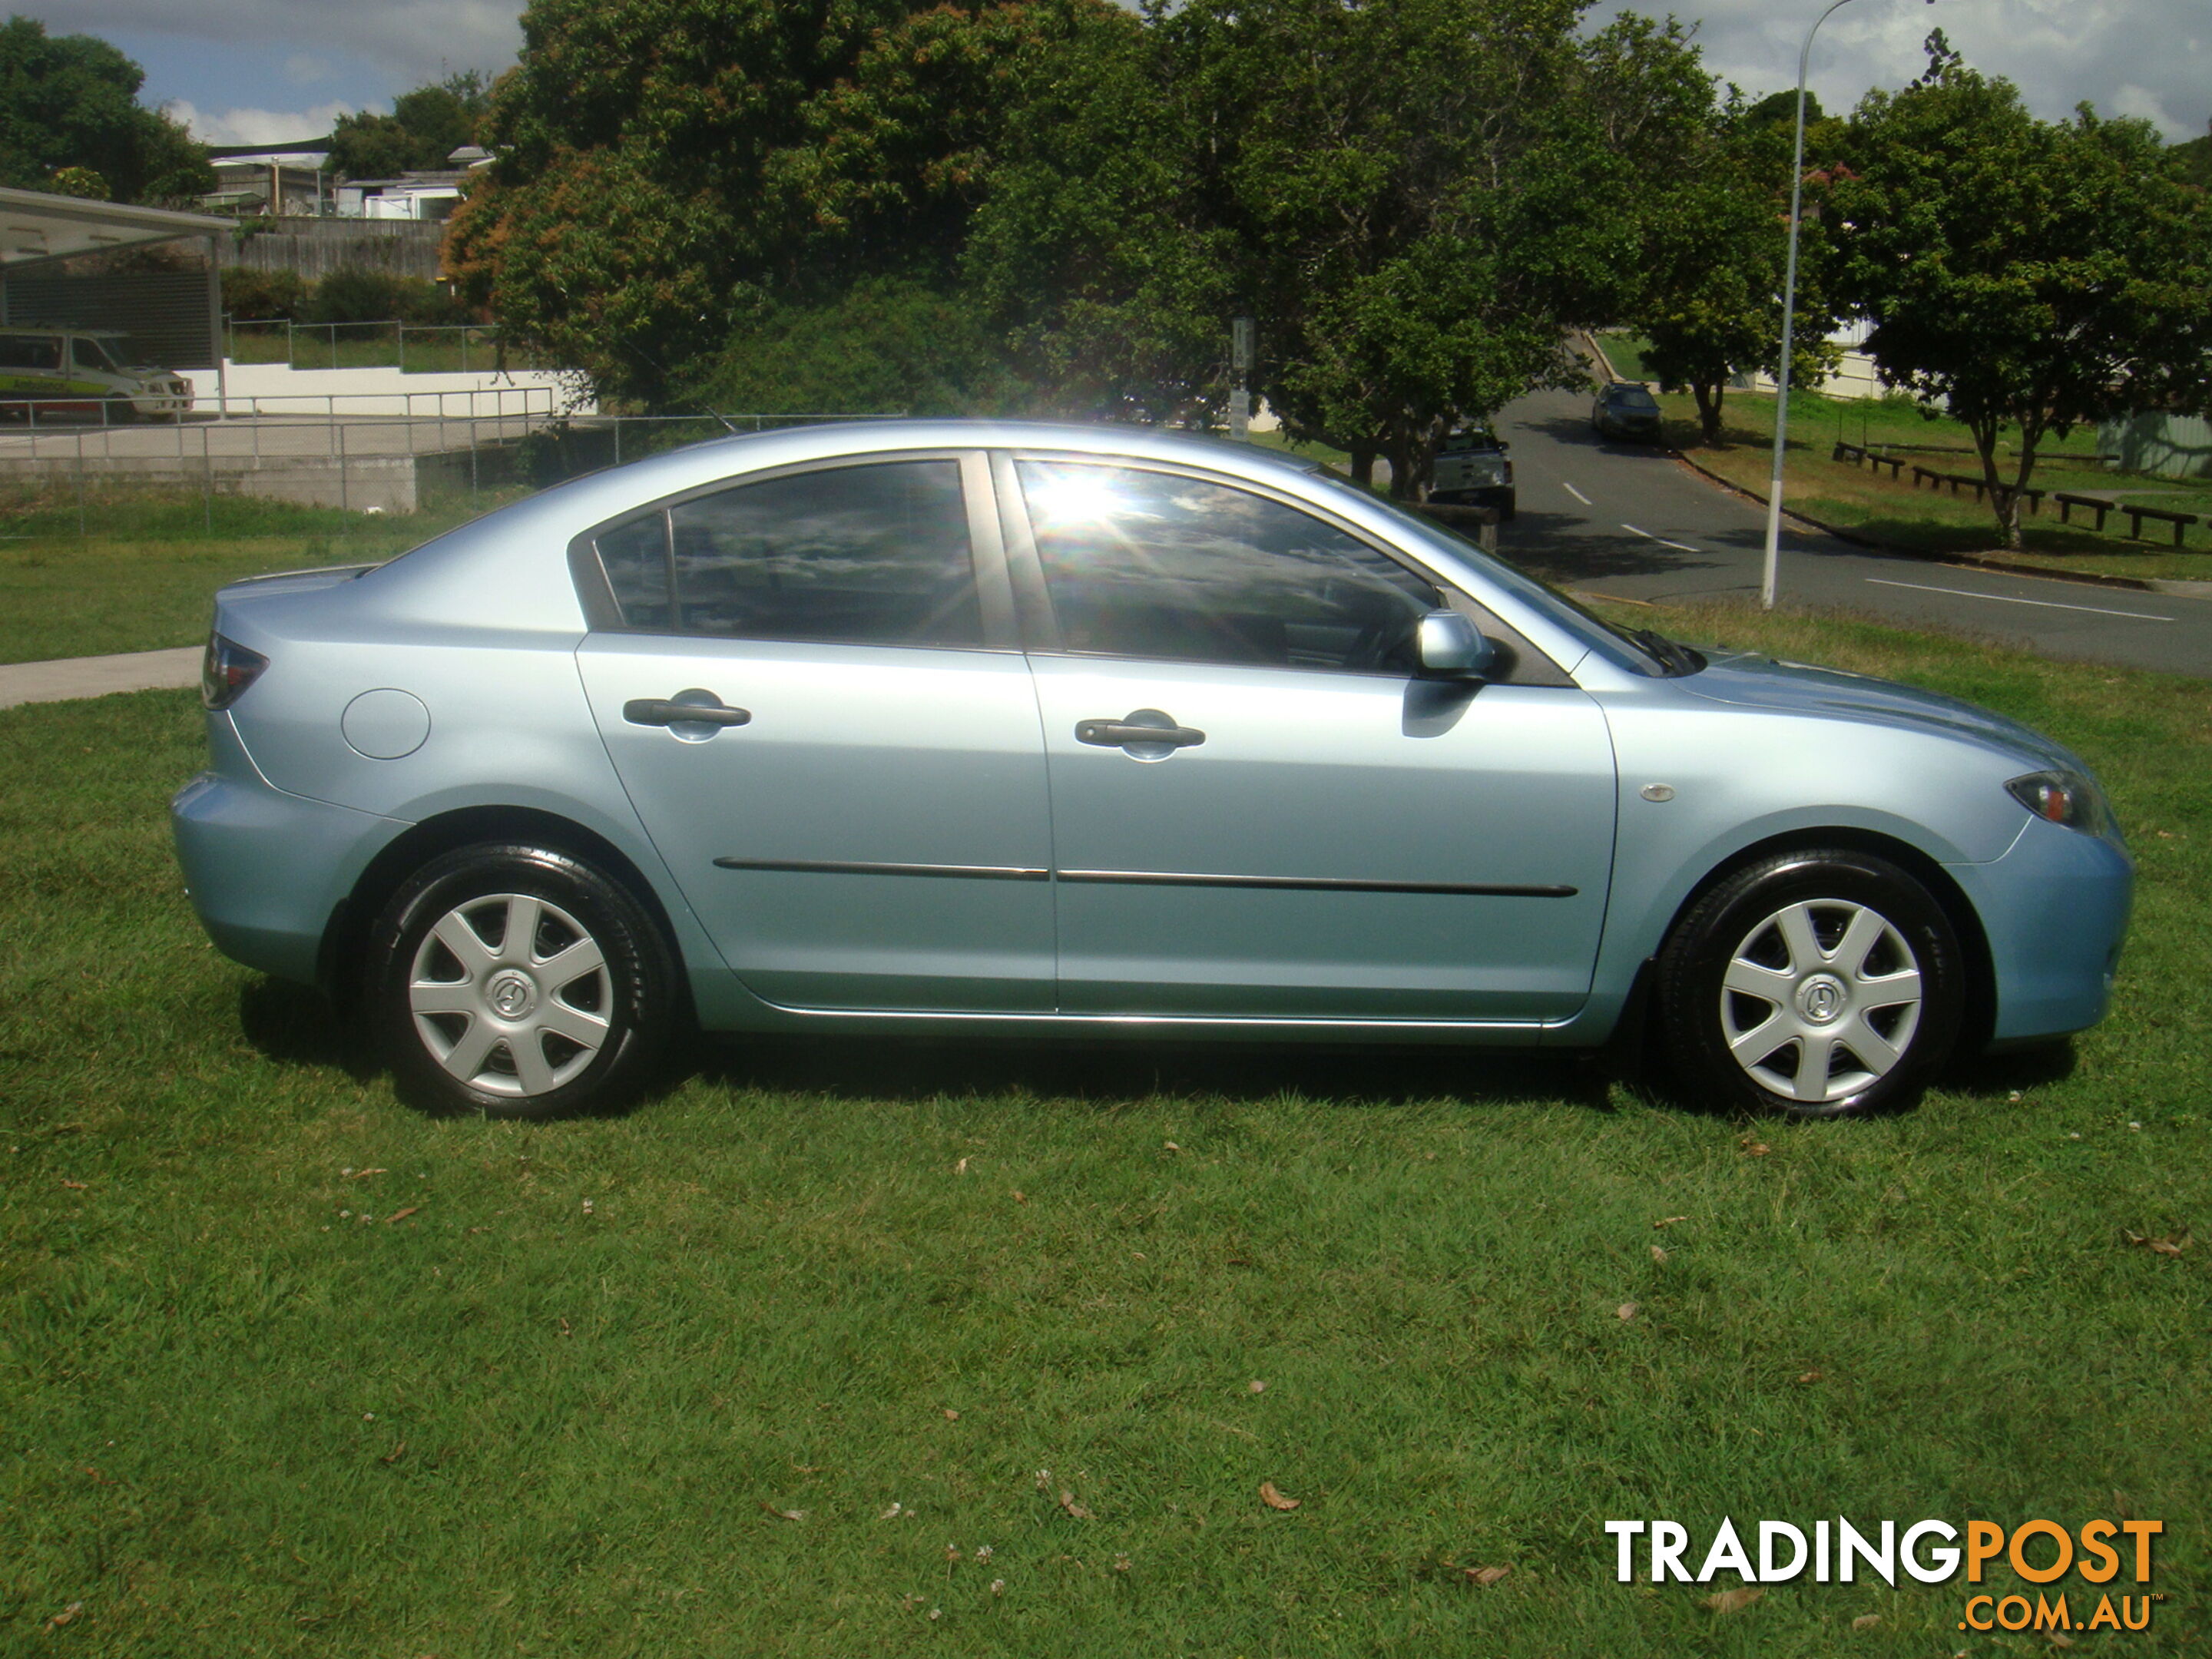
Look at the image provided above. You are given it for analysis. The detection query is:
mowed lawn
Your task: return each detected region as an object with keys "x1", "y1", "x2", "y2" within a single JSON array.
[{"x1": 2, "y1": 598, "x2": 2210, "y2": 1655}]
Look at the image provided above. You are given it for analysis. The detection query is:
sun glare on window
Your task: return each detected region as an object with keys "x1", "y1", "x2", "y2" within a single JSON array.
[{"x1": 1027, "y1": 471, "x2": 1125, "y2": 526}]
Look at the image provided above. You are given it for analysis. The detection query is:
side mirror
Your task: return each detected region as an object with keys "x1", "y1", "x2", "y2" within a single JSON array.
[{"x1": 1415, "y1": 610, "x2": 1496, "y2": 680}]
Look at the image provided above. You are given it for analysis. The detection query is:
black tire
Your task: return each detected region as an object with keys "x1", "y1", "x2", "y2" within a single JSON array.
[
  {"x1": 367, "y1": 842, "x2": 677, "y2": 1119},
  {"x1": 1654, "y1": 848, "x2": 1965, "y2": 1118},
  {"x1": 1502, "y1": 492, "x2": 1517, "y2": 522}
]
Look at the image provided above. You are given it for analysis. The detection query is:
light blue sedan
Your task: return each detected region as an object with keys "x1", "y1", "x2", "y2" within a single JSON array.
[{"x1": 172, "y1": 421, "x2": 2131, "y2": 1119}]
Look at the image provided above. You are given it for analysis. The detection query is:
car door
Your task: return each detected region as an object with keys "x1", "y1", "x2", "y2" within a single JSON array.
[
  {"x1": 575, "y1": 452, "x2": 1055, "y2": 1013},
  {"x1": 998, "y1": 453, "x2": 1618, "y2": 1022}
]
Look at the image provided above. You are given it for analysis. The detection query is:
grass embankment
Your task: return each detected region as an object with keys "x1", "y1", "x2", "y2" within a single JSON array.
[
  {"x1": 2, "y1": 601, "x2": 2207, "y2": 1654},
  {"x1": 1593, "y1": 336, "x2": 2212, "y2": 584},
  {"x1": 0, "y1": 492, "x2": 526, "y2": 664}
]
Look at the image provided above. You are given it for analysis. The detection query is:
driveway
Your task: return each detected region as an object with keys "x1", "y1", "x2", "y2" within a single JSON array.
[{"x1": 1491, "y1": 389, "x2": 2212, "y2": 677}]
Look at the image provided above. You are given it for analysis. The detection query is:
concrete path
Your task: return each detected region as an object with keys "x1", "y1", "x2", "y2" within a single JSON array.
[{"x1": 0, "y1": 646, "x2": 200, "y2": 710}]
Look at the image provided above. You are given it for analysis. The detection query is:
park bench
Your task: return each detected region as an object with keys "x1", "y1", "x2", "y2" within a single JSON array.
[
  {"x1": 2054, "y1": 492, "x2": 2112, "y2": 531},
  {"x1": 2120, "y1": 502, "x2": 2197, "y2": 548}
]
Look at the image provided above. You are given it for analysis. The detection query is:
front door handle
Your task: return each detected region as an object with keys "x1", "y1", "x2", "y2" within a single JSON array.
[
  {"x1": 624, "y1": 694, "x2": 752, "y2": 728},
  {"x1": 1075, "y1": 712, "x2": 1206, "y2": 750}
]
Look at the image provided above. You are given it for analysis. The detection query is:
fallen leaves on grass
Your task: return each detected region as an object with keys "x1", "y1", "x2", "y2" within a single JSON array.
[
  {"x1": 1012, "y1": 1190, "x2": 1027, "y2": 1204},
  {"x1": 1705, "y1": 1587, "x2": 1763, "y2": 1613},
  {"x1": 942, "y1": 1407, "x2": 960, "y2": 1420},
  {"x1": 1465, "y1": 1565, "x2": 1512, "y2": 1587},
  {"x1": 379, "y1": 1440, "x2": 407, "y2": 1465},
  {"x1": 58, "y1": 1178, "x2": 88, "y2": 1190},
  {"x1": 2124, "y1": 1227, "x2": 2190, "y2": 1257},
  {"x1": 880, "y1": 1502, "x2": 905, "y2": 1520},
  {"x1": 1739, "y1": 1137, "x2": 1772, "y2": 1157},
  {"x1": 1653, "y1": 1215, "x2": 1688, "y2": 1229},
  {"x1": 955, "y1": 1157, "x2": 969, "y2": 1175},
  {"x1": 1617, "y1": 1303, "x2": 1639, "y2": 1321},
  {"x1": 1059, "y1": 1490, "x2": 1094, "y2": 1519},
  {"x1": 760, "y1": 1502, "x2": 806, "y2": 1522},
  {"x1": 1851, "y1": 1613, "x2": 1880, "y2": 1630},
  {"x1": 1248, "y1": 1379, "x2": 1267, "y2": 1394},
  {"x1": 383, "y1": 1206, "x2": 419, "y2": 1225},
  {"x1": 344, "y1": 1167, "x2": 389, "y2": 1179},
  {"x1": 1799, "y1": 1369, "x2": 1824, "y2": 1384},
  {"x1": 1650, "y1": 1245, "x2": 1669, "y2": 1263},
  {"x1": 46, "y1": 1603, "x2": 82, "y2": 1628},
  {"x1": 1258, "y1": 1481, "x2": 1300, "y2": 1511}
]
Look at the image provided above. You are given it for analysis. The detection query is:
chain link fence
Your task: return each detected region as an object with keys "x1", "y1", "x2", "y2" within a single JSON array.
[{"x1": 0, "y1": 405, "x2": 887, "y2": 537}]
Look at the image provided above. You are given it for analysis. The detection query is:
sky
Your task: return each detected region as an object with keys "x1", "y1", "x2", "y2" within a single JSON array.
[{"x1": 31, "y1": 0, "x2": 2212, "y2": 151}]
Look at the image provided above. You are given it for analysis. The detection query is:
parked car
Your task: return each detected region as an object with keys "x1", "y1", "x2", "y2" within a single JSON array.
[
  {"x1": 0, "y1": 327, "x2": 190, "y2": 420},
  {"x1": 1427, "y1": 426, "x2": 1515, "y2": 519},
  {"x1": 1592, "y1": 381, "x2": 1664, "y2": 442},
  {"x1": 174, "y1": 420, "x2": 2131, "y2": 1121}
]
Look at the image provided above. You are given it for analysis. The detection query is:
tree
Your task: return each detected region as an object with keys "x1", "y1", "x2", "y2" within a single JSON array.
[
  {"x1": 1635, "y1": 99, "x2": 1844, "y2": 447},
  {"x1": 0, "y1": 16, "x2": 211, "y2": 205},
  {"x1": 326, "y1": 71, "x2": 492, "y2": 180},
  {"x1": 969, "y1": 0, "x2": 1714, "y2": 496},
  {"x1": 1832, "y1": 35, "x2": 2212, "y2": 547},
  {"x1": 445, "y1": 0, "x2": 1046, "y2": 408}
]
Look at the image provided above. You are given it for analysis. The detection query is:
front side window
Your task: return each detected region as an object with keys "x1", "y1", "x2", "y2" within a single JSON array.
[
  {"x1": 1018, "y1": 462, "x2": 1439, "y2": 673},
  {"x1": 70, "y1": 338, "x2": 121, "y2": 374},
  {"x1": 594, "y1": 460, "x2": 983, "y2": 647}
]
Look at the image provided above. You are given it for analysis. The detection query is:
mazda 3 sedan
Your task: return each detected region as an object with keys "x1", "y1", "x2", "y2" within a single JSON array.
[{"x1": 173, "y1": 420, "x2": 2131, "y2": 1120}]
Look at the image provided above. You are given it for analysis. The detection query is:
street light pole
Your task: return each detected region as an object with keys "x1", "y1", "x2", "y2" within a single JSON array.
[{"x1": 1761, "y1": 0, "x2": 1929, "y2": 610}]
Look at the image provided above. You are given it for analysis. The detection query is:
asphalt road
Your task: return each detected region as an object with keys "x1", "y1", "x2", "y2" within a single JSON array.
[{"x1": 1489, "y1": 388, "x2": 2212, "y2": 677}]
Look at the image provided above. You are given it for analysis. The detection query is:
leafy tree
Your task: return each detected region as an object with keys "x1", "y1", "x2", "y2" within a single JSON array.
[
  {"x1": 326, "y1": 71, "x2": 492, "y2": 180},
  {"x1": 971, "y1": 0, "x2": 1714, "y2": 495},
  {"x1": 1636, "y1": 100, "x2": 1844, "y2": 446},
  {"x1": 446, "y1": 0, "x2": 1045, "y2": 408},
  {"x1": 0, "y1": 16, "x2": 212, "y2": 205},
  {"x1": 685, "y1": 276, "x2": 1022, "y2": 415},
  {"x1": 1833, "y1": 35, "x2": 2212, "y2": 547}
]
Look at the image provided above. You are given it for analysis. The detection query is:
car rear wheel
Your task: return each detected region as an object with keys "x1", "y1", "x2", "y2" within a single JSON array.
[
  {"x1": 369, "y1": 843, "x2": 676, "y2": 1118},
  {"x1": 1655, "y1": 849, "x2": 1964, "y2": 1118}
]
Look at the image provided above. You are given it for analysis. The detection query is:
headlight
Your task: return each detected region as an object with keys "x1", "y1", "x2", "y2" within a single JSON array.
[{"x1": 2006, "y1": 770, "x2": 2118, "y2": 840}]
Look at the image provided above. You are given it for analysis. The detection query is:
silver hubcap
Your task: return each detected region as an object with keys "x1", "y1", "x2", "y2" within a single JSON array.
[
  {"x1": 408, "y1": 892, "x2": 611, "y2": 1098},
  {"x1": 1720, "y1": 899, "x2": 1923, "y2": 1103}
]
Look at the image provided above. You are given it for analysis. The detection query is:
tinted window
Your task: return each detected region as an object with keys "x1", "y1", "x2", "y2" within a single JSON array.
[
  {"x1": 594, "y1": 513, "x2": 672, "y2": 630},
  {"x1": 70, "y1": 338, "x2": 121, "y2": 373},
  {"x1": 1611, "y1": 387, "x2": 1659, "y2": 409},
  {"x1": 0, "y1": 335, "x2": 60, "y2": 372},
  {"x1": 1018, "y1": 462, "x2": 1438, "y2": 672},
  {"x1": 663, "y1": 461, "x2": 982, "y2": 647}
]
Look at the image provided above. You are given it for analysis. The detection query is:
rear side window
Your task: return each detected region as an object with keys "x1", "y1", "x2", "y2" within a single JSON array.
[
  {"x1": 0, "y1": 334, "x2": 60, "y2": 372},
  {"x1": 591, "y1": 460, "x2": 983, "y2": 648}
]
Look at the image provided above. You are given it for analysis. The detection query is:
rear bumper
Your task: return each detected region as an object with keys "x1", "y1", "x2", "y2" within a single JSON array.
[
  {"x1": 1949, "y1": 816, "x2": 2133, "y2": 1045},
  {"x1": 171, "y1": 721, "x2": 407, "y2": 984}
]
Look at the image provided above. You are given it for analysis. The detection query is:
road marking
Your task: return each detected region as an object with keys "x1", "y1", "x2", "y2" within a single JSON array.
[
  {"x1": 1863, "y1": 578, "x2": 2174, "y2": 622},
  {"x1": 1561, "y1": 481, "x2": 1591, "y2": 505},
  {"x1": 1620, "y1": 522, "x2": 1700, "y2": 552}
]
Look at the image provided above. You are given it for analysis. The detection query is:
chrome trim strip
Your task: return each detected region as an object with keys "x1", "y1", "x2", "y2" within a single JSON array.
[
  {"x1": 714, "y1": 857, "x2": 1050, "y2": 882},
  {"x1": 1054, "y1": 869, "x2": 1578, "y2": 898},
  {"x1": 759, "y1": 1003, "x2": 1558, "y2": 1032}
]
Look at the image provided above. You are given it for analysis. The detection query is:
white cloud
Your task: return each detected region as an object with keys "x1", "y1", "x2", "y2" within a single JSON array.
[
  {"x1": 163, "y1": 98, "x2": 359, "y2": 147},
  {"x1": 1605, "y1": 0, "x2": 2210, "y2": 143}
]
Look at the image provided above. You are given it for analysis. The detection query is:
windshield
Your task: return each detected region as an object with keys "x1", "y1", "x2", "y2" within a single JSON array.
[
  {"x1": 1611, "y1": 387, "x2": 1659, "y2": 409},
  {"x1": 1301, "y1": 471, "x2": 1694, "y2": 677}
]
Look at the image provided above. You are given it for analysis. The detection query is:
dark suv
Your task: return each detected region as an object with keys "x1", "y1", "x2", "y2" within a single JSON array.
[{"x1": 1427, "y1": 426, "x2": 1515, "y2": 518}]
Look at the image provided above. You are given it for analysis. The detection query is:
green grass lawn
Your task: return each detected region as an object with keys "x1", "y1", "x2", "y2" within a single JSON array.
[
  {"x1": 2, "y1": 601, "x2": 2208, "y2": 1654},
  {"x1": 0, "y1": 492, "x2": 527, "y2": 665},
  {"x1": 1642, "y1": 387, "x2": 2212, "y2": 583}
]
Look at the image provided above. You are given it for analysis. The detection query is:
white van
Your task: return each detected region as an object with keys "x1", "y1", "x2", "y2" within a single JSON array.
[{"x1": 0, "y1": 327, "x2": 192, "y2": 420}]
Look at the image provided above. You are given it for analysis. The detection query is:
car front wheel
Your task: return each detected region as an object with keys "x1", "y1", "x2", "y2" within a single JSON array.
[
  {"x1": 1655, "y1": 849, "x2": 1965, "y2": 1118},
  {"x1": 368, "y1": 843, "x2": 677, "y2": 1118}
]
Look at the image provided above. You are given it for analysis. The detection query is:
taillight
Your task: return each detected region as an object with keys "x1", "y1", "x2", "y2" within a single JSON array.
[{"x1": 201, "y1": 634, "x2": 268, "y2": 710}]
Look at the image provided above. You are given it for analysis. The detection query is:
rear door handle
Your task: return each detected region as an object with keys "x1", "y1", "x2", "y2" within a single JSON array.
[
  {"x1": 1075, "y1": 715, "x2": 1205, "y2": 750},
  {"x1": 624, "y1": 695, "x2": 752, "y2": 728}
]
